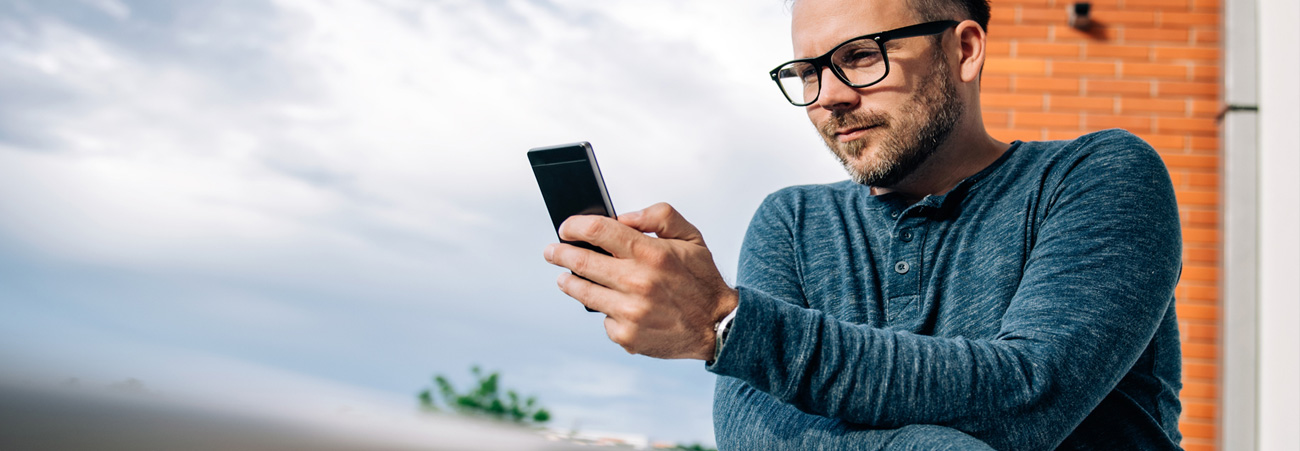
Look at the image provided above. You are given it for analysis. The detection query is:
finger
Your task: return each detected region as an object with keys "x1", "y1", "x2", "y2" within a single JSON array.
[
  {"x1": 558, "y1": 215, "x2": 647, "y2": 258},
  {"x1": 602, "y1": 315, "x2": 637, "y2": 355},
  {"x1": 556, "y1": 272, "x2": 620, "y2": 314},
  {"x1": 546, "y1": 242, "x2": 630, "y2": 288},
  {"x1": 620, "y1": 203, "x2": 706, "y2": 246}
]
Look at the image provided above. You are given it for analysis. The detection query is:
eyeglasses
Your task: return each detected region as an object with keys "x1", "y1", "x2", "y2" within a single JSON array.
[{"x1": 769, "y1": 20, "x2": 959, "y2": 107}]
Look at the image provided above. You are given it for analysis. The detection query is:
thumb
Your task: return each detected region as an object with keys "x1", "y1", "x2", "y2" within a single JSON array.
[{"x1": 619, "y1": 203, "x2": 706, "y2": 246}]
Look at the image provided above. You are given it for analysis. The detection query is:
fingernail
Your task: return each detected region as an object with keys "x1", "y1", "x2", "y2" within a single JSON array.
[{"x1": 544, "y1": 244, "x2": 555, "y2": 261}]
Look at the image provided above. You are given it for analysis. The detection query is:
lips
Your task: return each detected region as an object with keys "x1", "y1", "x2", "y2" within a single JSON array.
[{"x1": 835, "y1": 124, "x2": 879, "y2": 142}]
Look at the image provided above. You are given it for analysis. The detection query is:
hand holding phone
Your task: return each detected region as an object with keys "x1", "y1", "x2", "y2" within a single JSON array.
[{"x1": 529, "y1": 142, "x2": 616, "y2": 312}]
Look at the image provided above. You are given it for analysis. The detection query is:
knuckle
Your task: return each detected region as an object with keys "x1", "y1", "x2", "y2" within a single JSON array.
[
  {"x1": 580, "y1": 217, "x2": 606, "y2": 238},
  {"x1": 621, "y1": 274, "x2": 654, "y2": 296},
  {"x1": 570, "y1": 251, "x2": 591, "y2": 274}
]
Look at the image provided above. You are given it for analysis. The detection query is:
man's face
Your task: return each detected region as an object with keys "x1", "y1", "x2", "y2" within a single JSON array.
[{"x1": 792, "y1": 0, "x2": 964, "y2": 187}]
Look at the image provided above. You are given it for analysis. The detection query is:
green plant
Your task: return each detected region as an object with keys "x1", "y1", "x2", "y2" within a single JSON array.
[{"x1": 418, "y1": 366, "x2": 550, "y2": 425}]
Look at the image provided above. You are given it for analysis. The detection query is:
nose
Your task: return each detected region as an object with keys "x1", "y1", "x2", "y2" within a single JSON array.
[{"x1": 813, "y1": 67, "x2": 860, "y2": 112}]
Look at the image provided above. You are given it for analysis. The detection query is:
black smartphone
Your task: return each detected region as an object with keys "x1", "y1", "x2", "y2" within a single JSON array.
[
  {"x1": 529, "y1": 142, "x2": 618, "y2": 255},
  {"x1": 529, "y1": 143, "x2": 618, "y2": 313}
]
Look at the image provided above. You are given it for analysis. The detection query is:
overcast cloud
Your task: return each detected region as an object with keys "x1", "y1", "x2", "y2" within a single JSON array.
[{"x1": 0, "y1": 0, "x2": 850, "y2": 444}]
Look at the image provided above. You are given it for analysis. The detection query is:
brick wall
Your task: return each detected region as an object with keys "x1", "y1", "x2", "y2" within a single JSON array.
[{"x1": 979, "y1": 0, "x2": 1222, "y2": 449}]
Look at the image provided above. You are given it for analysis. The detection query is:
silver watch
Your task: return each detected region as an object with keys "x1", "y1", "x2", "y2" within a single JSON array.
[{"x1": 712, "y1": 307, "x2": 739, "y2": 364}]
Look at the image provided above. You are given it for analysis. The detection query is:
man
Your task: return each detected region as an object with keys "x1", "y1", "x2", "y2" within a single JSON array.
[{"x1": 543, "y1": 0, "x2": 1184, "y2": 448}]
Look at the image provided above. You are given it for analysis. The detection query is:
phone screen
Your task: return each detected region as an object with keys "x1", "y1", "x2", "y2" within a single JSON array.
[{"x1": 528, "y1": 142, "x2": 617, "y2": 255}]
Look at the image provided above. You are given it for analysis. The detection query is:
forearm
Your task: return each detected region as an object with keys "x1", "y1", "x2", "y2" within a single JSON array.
[
  {"x1": 714, "y1": 376, "x2": 995, "y2": 451},
  {"x1": 708, "y1": 284, "x2": 1174, "y2": 450}
]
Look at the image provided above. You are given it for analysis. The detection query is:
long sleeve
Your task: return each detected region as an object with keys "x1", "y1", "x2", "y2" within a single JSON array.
[{"x1": 708, "y1": 131, "x2": 1183, "y2": 450}]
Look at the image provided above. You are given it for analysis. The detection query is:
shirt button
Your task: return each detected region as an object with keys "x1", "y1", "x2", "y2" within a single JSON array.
[
  {"x1": 899, "y1": 229, "x2": 914, "y2": 242},
  {"x1": 894, "y1": 261, "x2": 910, "y2": 274}
]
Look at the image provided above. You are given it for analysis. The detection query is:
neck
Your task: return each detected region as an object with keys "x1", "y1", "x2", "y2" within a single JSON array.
[{"x1": 869, "y1": 127, "x2": 1009, "y2": 202}]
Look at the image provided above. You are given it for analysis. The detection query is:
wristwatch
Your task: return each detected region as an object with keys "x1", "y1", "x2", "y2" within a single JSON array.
[{"x1": 711, "y1": 307, "x2": 739, "y2": 364}]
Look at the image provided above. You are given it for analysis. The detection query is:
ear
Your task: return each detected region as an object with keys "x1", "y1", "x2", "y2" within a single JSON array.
[{"x1": 954, "y1": 20, "x2": 986, "y2": 83}]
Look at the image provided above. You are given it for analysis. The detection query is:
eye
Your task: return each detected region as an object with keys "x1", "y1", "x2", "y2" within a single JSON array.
[{"x1": 836, "y1": 43, "x2": 882, "y2": 68}]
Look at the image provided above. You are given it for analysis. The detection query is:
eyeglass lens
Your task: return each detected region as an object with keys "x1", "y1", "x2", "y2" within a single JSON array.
[{"x1": 774, "y1": 37, "x2": 888, "y2": 106}]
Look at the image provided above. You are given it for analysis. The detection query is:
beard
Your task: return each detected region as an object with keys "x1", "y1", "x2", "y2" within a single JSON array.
[{"x1": 817, "y1": 49, "x2": 965, "y2": 187}]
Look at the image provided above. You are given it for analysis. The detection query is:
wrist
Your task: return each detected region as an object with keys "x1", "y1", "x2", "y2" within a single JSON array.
[{"x1": 706, "y1": 289, "x2": 740, "y2": 363}]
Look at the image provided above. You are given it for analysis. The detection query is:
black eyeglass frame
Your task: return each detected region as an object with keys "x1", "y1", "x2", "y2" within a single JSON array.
[{"x1": 769, "y1": 20, "x2": 961, "y2": 106}]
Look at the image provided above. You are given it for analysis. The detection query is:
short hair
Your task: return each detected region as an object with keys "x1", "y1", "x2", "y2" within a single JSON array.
[{"x1": 910, "y1": 0, "x2": 991, "y2": 32}]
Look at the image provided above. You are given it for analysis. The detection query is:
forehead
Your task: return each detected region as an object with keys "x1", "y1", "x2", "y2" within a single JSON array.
[{"x1": 790, "y1": 0, "x2": 918, "y2": 58}]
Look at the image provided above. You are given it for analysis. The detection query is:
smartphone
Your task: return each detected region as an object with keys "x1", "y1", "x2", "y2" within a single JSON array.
[
  {"x1": 529, "y1": 142, "x2": 618, "y2": 253},
  {"x1": 529, "y1": 142, "x2": 617, "y2": 312}
]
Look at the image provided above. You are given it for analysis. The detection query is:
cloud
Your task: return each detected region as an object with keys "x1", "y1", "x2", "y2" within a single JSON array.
[{"x1": 0, "y1": 0, "x2": 849, "y2": 445}]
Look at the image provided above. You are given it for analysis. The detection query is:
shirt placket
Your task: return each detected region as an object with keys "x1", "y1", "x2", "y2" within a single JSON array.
[{"x1": 884, "y1": 209, "x2": 926, "y2": 329}]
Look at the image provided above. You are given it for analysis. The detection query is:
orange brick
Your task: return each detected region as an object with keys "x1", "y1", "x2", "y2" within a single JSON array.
[
  {"x1": 1177, "y1": 191, "x2": 1218, "y2": 207},
  {"x1": 1059, "y1": 26, "x2": 1122, "y2": 43},
  {"x1": 1184, "y1": 402, "x2": 1217, "y2": 419},
  {"x1": 1161, "y1": 12, "x2": 1220, "y2": 26},
  {"x1": 1189, "y1": 100, "x2": 1220, "y2": 117},
  {"x1": 1182, "y1": 265, "x2": 1218, "y2": 283},
  {"x1": 1122, "y1": 62, "x2": 1190, "y2": 79},
  {"x1": 987, "y1": 40, "x2": 1012, "y2": 56},
  {"x1": 1015, "y1": 76, "x2": 1081, "y2": 93},
  {"x1": 1158, "y1": 81, "x2": 1219, "y2": 98},
  {"x1": 1180, "y1": 421, "x2": 1217, "y2": 440},
  {"x1": 1087, "y1": 79, "x2": 1152, "y2": 96},
  {"x1": 1126, "y1": 0, "x2": 1192, "y2": 8},
  {"x1": 1189, "y1": 136, "x2": 1219, "y2": 151},
  {"x1": 987, "y1": 128, "x2": 1043, "y2": 142},
  {"x1": 1017, "y1": 7, "x2": 1069, "y2": 23},
  {"x1": 1122, "y1": 98, "x2": 1186, "y2": 114},
  {"x1": 1187, "y1": 210, "x2": 1219, "y2": 225},
  {"x1": 1184, "y1": 227, "x2": 1220, "y2": 242},
  {"x1": 1154, "y1": 46, "x2": 1221, "y2": 61},
  {"x1": 989, "y1": 9, "x2": 1018, "y2": 26},
  {"x1": 1184, "y1": 362, "x2": 1218, "y2": 380},
  {"x1": 1161, "y1": 154, "x2": 1219, "y2": 169},
  {"x1": 1017, "y1": 42, "x2": 1081, "y2": 58},
  {"x1": 1182, "y1": 384, "x2": 1218, "y2": 404},
  {"x1": 1136, "y1": 133, "x2": 1187, "y2": 149},
  {"x1": 1159, "y1": 117, "x2": 1219, "y2": 135},
  {"x1": 1125, "y1": 28, "x2": 1191, "y2": 43},
  {"x1": 1193, "y1": 0, "x2": 1221, "y2": 8},
  {"x1": 1050, "y1": 95, "x2": 1115, "y2": 112},
  {"x1": 1053, "y1": 60, "x2": 1118, "y2": 77},
  {"x1": 1085, "y1": 44, "x2": 1152, "y2": 60},
  {"x1": 1015, "y1": 111, "x2": 1081, "y2": 128},
  {"x1": 1188, "y1": 172, "x2": 1218, "y2": 188},
  {"x1": 1186, "y1": 323, "x2": 1219, "y2": 341},
  {"x1": 1181, "y1": 285, "x2": 1219, "y2": 301},
  {"x1": 1086, "y1": 114, "x2": 1153, "y2": 132},
  {"x1": 993, "y1": 24, "x2": 1050, "y2": 39},
  {"x1": 1045, "y1": 130, "x2": 1086, "y2": 140},
  {"x1": 1091, "y1": 10, "x2": 1158, "y2": 26},
  {"x1": 983, "y1": 74, "x2": 1012, "y2": 92},
  {"x1": 983, "y1": 111, "x2": 1011, "y2": 126},
  {"x1": 983, "y1": 93, "x2": 1044, "y2": 109},
  {"x1": 1170, "y1": 171, "x2": 1187, "y2": 186},
  {"x1": 1191, "y1": 65, "x2": 1219, "y2": 81},
  {"x1": 986, "y1": 58, "x2": 1048, "y2": 75},
  {"x1": 1193, "y1": 29, "x2": 1220, "y2": 45},
  {"x1": 1185, "y1": 247, "x2": 1218, "y2": 263}
]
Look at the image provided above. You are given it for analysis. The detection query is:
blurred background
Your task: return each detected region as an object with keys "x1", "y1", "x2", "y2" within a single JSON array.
[
  {"x1": 1, "y1": 0, "x2": 1296, "y2": 449},
  {"x1": 0, "y1": 0, "x2": 849, "y2": 446}
]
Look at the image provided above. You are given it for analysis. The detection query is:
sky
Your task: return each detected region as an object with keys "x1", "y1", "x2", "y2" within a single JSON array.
[{"x1": 0, "y1": 0, "x2": 852, "y2": 444}]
